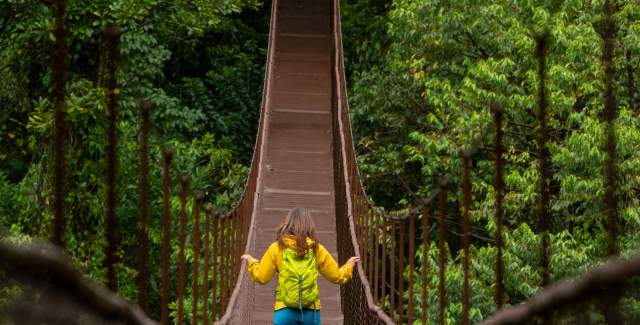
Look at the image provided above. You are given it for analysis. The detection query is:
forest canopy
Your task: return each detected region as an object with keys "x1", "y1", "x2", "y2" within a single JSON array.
[
  {"x1": 343, "y1": 0, "x2": 640, "y2": 322},
  {"x1": 1, "y1": 0, "x2": 639, "y2": 323},
  {"x1": 1, "y1": 0, "x2": 268, "y2": 318}
]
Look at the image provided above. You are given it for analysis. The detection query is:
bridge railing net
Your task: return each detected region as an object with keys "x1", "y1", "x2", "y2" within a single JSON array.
[
  {"x1": 213, "y1": 0, "x2": 279, "y2": 324},
  {"x1": 331, "y1": 0, "x2": 395, "y2": 324}
]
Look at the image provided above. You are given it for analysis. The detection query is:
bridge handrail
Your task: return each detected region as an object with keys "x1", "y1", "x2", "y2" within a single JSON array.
[
  {"x1": 214, "y1": 0, "x2": 279, "y2": 323},
  {"x1": 332, "y1": 0, "x2": 395, "y2": 323}
]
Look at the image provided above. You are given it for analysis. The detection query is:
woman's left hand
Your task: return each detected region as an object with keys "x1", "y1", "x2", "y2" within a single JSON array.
[
  {"x1": 241, "y1": 254, "x2": 255, "y2": 262},
  {"x1": 346, "y1": 256, "x2": 360, "y2": 267}
]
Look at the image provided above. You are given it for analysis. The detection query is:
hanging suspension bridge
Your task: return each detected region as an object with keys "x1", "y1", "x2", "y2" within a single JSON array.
[{"x1": 1, "y1": 0, "x2": 639, "y2": 324}]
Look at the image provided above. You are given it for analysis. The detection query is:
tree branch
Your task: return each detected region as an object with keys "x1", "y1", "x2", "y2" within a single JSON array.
[
  {"x1": 481, "y1": 253, "x2": 640, "y2": 325},
  {"x1": 0, "y1": 241, "x2": 157, "y2": 325}
]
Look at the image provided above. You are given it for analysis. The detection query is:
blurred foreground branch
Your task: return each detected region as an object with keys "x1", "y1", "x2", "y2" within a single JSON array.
[
  {"x1": 482, "y1": 253, "x2": 640, "y2": 325},
  {"x1": 0, "y1": 240, "x2": 157, "y2": 325}
]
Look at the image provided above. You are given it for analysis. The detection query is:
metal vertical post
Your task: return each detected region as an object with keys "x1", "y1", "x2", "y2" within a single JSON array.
[
  {"x1": 220, "y1": 215, "x2": 227, "y2": 311},
  {"x1": 381, "y1": 218, "x2": 388, "y2": 307},
  {"x1": 161, "y1": 148, "x2": 174, "y2": 325},
  {"x1": 368, "y1": 208, "x2": 375, "y2": 283},
  {"x1": 462, "y1": 155, "x2": 471, "y2": 325},
  {"x1": 51, "y1": 0, "x2": 68, "y2": 248},
  {"x1": 192, "y1": 192, "x2": 203, "y2": 325},
  {"x1": 203, "y1": 204, "x2": 212, "y2": 325},
  {"x1": 137, "y1": 100, "x2": 152, "y2": 312},
  {"x1": 421, "y1": 206, "x2": 430, "y2": 325},
  {"x1": 601, "y1": 1, "x2": 622, "y2": 323},
  {"x1": 408, "y1": 208, "x2": 416, "y2": 325},
  {"x1": 390, "y1": 221, "x2": 396, "y2": 321},
  {"x1": 398, "y1": 218, "x2": 405, "y2": 324},
  {"x1": 535, "y1": 32, "x2": 553, "y2": 325},
  {"x1": 212, "y1": 211, "x2": 220, "y2": 321},
  {"x1": 177, "y1": 176, "x2": 190, "y2": 325},
  {"x1": 104, "y1": 23, "x2": 122, "y2": 293},
  {"x1": 374, "y1": 208, "x2": 381, "y2": 303},
  {"x1": 438, "y1": 183, "x2": 447, "y2": 325}
]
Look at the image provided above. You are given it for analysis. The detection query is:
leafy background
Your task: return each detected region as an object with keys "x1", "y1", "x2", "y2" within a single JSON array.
[
  {"x1": 1, "y1": 0, "x2": 640, "y2": 323},
  {"x1": 342, "y1": 0, "x2": 640, "y2": 323},
  {"x1": 1, "y1": 0, "x2": 267, "y2": 320}
]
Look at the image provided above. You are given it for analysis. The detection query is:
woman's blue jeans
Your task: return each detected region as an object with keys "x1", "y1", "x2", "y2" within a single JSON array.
[{"x1": 273, "y1": 307, "x2": 321, "y2": 325}]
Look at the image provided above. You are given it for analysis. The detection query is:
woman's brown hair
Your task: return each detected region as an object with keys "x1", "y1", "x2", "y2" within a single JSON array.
[{"x1": 276, "y1": 207, "x2": 318, "y2": 258}]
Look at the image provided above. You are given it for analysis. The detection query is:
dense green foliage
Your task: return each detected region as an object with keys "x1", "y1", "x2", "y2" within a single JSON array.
[
  {"x1": 1, "y1": 0, "x2": 268, "y2": 320},
  {"x1": 2, "y1": 0, "x2": 640, "y2": 323},
  {"x1": 342, "y1": 0, "x2": 640, "y2": 323}
]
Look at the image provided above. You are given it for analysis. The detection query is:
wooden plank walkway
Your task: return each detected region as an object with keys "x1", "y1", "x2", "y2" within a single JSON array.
[{"x1": 248, "y1": 0, "x2": 342, "y2": 323}]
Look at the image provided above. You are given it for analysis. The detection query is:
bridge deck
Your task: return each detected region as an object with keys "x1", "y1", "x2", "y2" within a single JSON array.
[{"x1": 249, "y1": 0, "x2": 341, "y2": 323}]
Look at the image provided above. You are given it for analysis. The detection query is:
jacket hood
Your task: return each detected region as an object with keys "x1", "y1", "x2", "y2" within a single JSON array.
[{"x1": 282, "y1": 235, "x2": 315, "y2": 248}]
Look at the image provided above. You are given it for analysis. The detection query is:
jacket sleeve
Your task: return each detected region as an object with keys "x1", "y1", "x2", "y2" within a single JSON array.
[
  {"x1": 247, "y1": 242, "x2": 278, "y2": 284},
  {"x1": 316, "y1": 244, "x2": 353, "y2": 285}
]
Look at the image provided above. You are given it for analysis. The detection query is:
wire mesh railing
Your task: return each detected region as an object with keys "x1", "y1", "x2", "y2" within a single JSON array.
[{"x1": 332, "y1": 0, "x2": 395, "y2": 323}]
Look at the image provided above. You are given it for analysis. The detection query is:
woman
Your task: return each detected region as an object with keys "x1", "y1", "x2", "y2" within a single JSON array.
[{"x1": 241, "y1": 207, "x2": 359, "y2": 325}]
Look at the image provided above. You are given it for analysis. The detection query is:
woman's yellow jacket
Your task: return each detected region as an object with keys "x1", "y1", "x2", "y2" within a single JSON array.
[{"x1": 246, "y1": 235, "x2": 353, "y2": 310}]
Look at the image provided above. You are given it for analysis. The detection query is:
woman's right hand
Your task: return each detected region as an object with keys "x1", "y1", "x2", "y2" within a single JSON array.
[
  {"x1": 241, "y1": 254, "x2": 255, "y2": 262},
  {"x1": 346, "y1": 256, "x2": 360, "y2": 268}
]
